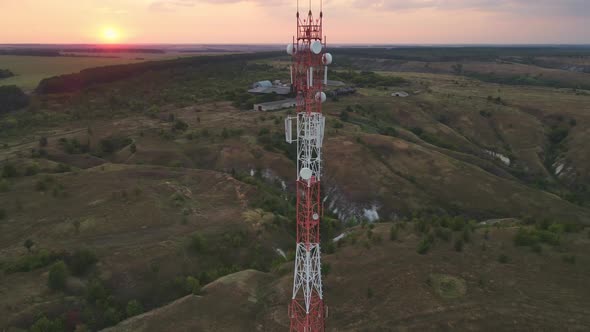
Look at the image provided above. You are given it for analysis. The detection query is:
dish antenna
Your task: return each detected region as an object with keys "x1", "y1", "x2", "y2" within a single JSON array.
[{"x1": 300, "y1": 167, "x2": 313, "y2": 180}]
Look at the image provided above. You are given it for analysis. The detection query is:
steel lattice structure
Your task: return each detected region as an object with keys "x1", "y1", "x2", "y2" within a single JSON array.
[{"x1": 285, "y1": 2, "x2": 332, "y2": 331}]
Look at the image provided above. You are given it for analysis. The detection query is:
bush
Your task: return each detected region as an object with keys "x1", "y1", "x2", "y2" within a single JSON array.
[
  {"x1": 86, "y1": 278, "x2": 109, "y2": 304},
  {"x1": 189, "y1": 233, "x2": 206, "y2": 253},
  {"x1": 367, "y1": 287, "x2": 374, "y2": 299},
  {"x1": 48, "y1": 260, "x2": 68, "y2": 290},
  {"x1": 98, "y1": 136, "x2": 132, "y2": 155},
  {"x1": 67, "y1": 249, "x2": 98, "y2": 276},
  {"x1": 30, "y1": 316, "x2": 65, "y2": 332},
  {"x1": 1, "y1": 163, "x2": 18, "y2": 178},
  {"x1": 24, "y1": 239, "x2": 34, "y2": 253},
  {"x1": 126, "y1": 300, "x2": 144, "y2": 317},
  {"x1": 548, "y1": 127, "x2": 569, "y2": 144},
  {"x1": 417, "y1": 237, "x2": 432, "y2": 255},
  {"x1": 59, "y1": 138, "x2": 89, "y2": 154},
  {"x1": 185, "y1": 276, "x2": 201, "y2": 295},
  {"x1": 0, "y1": 208, "x2": 6, "y2": 220},
  {"x1": 514, "y1": 227, "x2": 560, "y2": 247},
  {"x1": 3, "y1": 249, "x2": 64, "y2": 273},
  {"x1": 25, "y1": 164, "x2": 40, "y2": 176},
  {"x1": 174, "y1": 119, "x2": 189, "y2": 131},
  {"x1": 130, "y1": 143, "x2": 137, "y2": 153},
  {"x1": 435, "y1": 227, "x2": 451, "y2": 242},
  {"x1": 562, "y1": 255, "x2": 576, "y2": 265},
  {"x1": 380, "y1": 126, "x2": 398, "y2": 137},
  {"x1": 497, "y1": 254, "x2": 509, "y2": 264},
  {"x1": 54, "y1": 163, "x2": 72, "y2": 173}
]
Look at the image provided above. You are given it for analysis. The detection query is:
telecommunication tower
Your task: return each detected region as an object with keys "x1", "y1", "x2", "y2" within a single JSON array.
[{"x1": 284, "y1": 0, "x2": 332, "y2": 330}]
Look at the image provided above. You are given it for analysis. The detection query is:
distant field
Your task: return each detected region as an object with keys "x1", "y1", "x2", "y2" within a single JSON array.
[
  {"x1": 0, "y1": 55, "x2": 145, "y2": 91},
  {"x1": 0, "y1": 52, "x2": 236, "y2": 91}
]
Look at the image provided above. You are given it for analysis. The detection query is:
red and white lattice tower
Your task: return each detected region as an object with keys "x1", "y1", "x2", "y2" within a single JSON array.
[{"x1": 284, "y1": 1, "x2": 332, "y2": 331}]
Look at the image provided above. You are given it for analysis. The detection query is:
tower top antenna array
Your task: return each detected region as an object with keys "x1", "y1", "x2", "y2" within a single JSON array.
[{"x1": 284, "y1": 1, "x2": 332, "y2": 331}]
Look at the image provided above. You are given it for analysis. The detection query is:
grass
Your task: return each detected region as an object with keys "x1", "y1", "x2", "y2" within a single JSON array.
[{"x1": 428, "y1": 274, "x2": 467, "y2": 299}]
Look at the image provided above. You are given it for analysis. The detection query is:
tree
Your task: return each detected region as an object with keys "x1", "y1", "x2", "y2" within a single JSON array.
[
  {"x1": 48, "y1": 260, "x2": 68, "y2": 290},
  {"x1": 24, "y1": 239, "x2": 34, "y2": 253},
  {"x1": 0, "y1": 85, "x2": 30, "y2": 114}
]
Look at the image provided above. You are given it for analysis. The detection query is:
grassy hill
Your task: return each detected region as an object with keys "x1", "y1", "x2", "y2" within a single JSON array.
[{"x1": 0, "y1": 47, "x2": 589, "y2": 331}]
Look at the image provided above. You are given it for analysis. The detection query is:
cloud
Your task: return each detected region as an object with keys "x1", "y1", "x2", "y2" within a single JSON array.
[
  {"x1": 352, "y1": 0, "x2": 590, "y2": 16},
  {"x1": 149, "y1": 0, "x2": 198, "y2": 12},
  {"x1": 149, "y1": 0, "x2": 288, "y2": 11}
]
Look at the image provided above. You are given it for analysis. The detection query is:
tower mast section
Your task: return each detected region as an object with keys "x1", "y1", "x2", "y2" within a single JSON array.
[{"x1": 285, "y1": 1, "x2": 333, "y2": 331}]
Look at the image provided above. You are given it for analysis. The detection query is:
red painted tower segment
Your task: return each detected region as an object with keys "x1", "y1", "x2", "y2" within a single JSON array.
[{"x1": 285, "y1": 4, "x2": 331, "y2": 332}]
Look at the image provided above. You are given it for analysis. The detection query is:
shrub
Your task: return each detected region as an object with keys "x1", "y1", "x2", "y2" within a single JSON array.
[
  {"x1": 417, "y1": 237, "x2": 432, "y2": 255},
  {"x1": 25, "y1": 164, "x2": 40, "y2": 176},
  {"x1": 367, "y1": 287, "x2": 374, "y2": 299},
  {"x1": 0, "y1": 209, "x2": 6, "y2": 220},
  {"x1": 130, "y1": 143, "x2": 137, "y2": 153},
  {"x1": 435, "y1": 227, "x2": 451, "y2": 242},
  {"x1": 380, "y1": 126, "x2": 398, "y2": 137},
  {"x1": 86, "y1": 279, "x2": 108, "y2": 304},
  {"x1": 548, "y1": 127, "x2": 569, "y2": 144},
  {"x1": 126, "y1": 300, "x2": 144, "y2": 317},
  {"x1": 54, "y1": 163, "x2": 72, "y2": 173},
  {"x1": 59, "y1": 138, "x2": 89, "y2": 154},
  {"x1": 185, "y1": 276, "x2": 201, "y2": 294},
  {"x1": 98, "y1": 136, "x2": 132, "y2": 154},
  {"x1": 103, "y1": 306, "x2": 123, "y2": 326},
  {"x1": 24, "y1": 239, "x2": 34, "y2": 253},
  {"x1": 48, "y1": 260, "x2": 68, "y2": 290},
  {"x1": 562, "y1": 255, "x2": 576, "y2": 265},
  {"x1": 410, "y1": 127, "x2": 424, "y2": 136},
  {"x1": 497, "y1": 254, "x2": 509, "y2": 264},
  {"x1": 189, "y1": 233, "x2": 206, "y2": 253},
  {"x1": 3, "y1": 249, "x2": 64, "y2": 273},
  {"x1": 174, "y1": 119, "x2": 189, "y2": 131},
  {"x1": 67, "y1": 249, "x2": 98, "y2": 276},
  {"x1": 30, "y1": 316, "x2": 65, "y2": 332},
  {"x1": 1, "y1": 163, "x2": 18, "y2": 178}
]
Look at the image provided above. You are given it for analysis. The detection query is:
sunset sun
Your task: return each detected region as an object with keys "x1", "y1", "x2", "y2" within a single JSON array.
[{"x1": 101, "y1": 27, "x2": 121, "y2": 43}]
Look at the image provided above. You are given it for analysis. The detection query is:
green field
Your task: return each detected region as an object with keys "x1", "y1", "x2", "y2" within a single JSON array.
[{"x1": 0, "y1": 55, "x2": 145, "y2": 91}]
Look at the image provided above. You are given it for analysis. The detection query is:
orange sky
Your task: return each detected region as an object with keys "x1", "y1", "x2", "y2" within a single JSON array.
[{"x1": 0, "y1": 0, "x2": 588, "y2": 44}]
